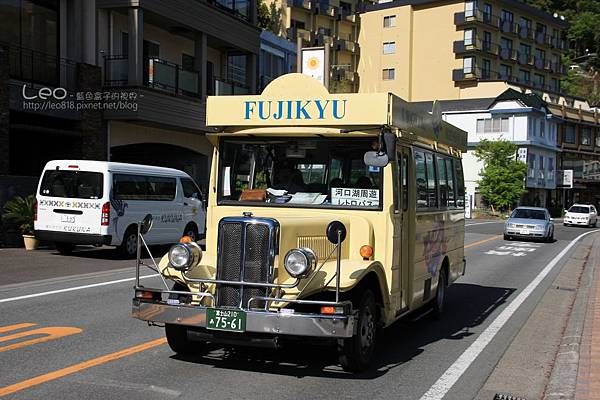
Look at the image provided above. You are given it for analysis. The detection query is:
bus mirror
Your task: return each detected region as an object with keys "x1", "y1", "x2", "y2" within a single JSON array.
[
  {"x1": 364, "y1": 151, "x2": 389, "y2": 167},
  {"x1": 326, "y1": 221, "x2": 347, "y2": 244},
  {"x1": 384, "y1": 131, "x2": 396, "y2": 161},
  {"x1": 140, "y1": 214, "x2": 153, "y2": 235}
]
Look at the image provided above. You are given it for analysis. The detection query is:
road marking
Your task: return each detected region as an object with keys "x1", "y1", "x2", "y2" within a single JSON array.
[
  {"x1": 0, "y1": 274, "x2": 159, "y2": 304},
  {"x1": 0, "y1": 323, "x2": 36, "y2": 333},
  {"x1": 464, "y1": 235, "x2": 502, "y2": 249},
  {"x1": 0, "y1": 338, "x2": 167, "y2": 397},
  {"x1": 0, "y1": 326, "x2": 82, "y2": 352},
  {"x1": 465, "y1": 221, "x2": 502, "y2": 227},
  {"x1": 419, "y1": 229, "x2": 600, "y2": 400}
]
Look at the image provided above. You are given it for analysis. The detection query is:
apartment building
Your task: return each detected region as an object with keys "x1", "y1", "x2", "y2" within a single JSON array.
[
  {"x1": 259, "y1": 29, "x2": 297, "y2": 91},
  {"x1": 0, "y1": 0, "x2": 260, "y2": 244},
  {"x1": 358, "y1": 0, "x2": 568, "y2": 102},
  {"x1": 268, "y1": 0, "x2": 363, "y2": 92}
]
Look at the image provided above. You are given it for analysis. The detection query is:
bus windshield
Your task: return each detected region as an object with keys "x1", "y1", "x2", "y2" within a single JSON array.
[{"x1": 218, "y1": 137, "x2": 383, "y2": 210}]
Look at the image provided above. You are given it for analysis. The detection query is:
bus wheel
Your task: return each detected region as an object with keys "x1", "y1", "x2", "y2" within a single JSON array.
[
  {"x1": 433, "y1": 267, "x2": 447, "y2": 318},
  {"x1": 55, "y1": 242, "x2": 75, "y2": 255},
  {"x1": 165, "y1": 283, "x2": 205, "y2": 355},
  {"x1": 118, "y1": 227, "x2": 138, "y2": 258},
  {"x1": 339, "y1": 289, "x2": 377, "y2": 372}
]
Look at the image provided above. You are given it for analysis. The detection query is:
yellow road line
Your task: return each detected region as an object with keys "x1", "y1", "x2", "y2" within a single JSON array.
[
  {"x1": 464, "y1": 235, "x2": 503, "y2": 249},
  {"x1": 0, "y1": 327, "x2": 82, "y2": 353},
  {"x1": 0, "y1": 338, "x2": 167, "y2": 397},
  {"x1": 0, "y1": 323, "x2": 37, "y2": 334}
]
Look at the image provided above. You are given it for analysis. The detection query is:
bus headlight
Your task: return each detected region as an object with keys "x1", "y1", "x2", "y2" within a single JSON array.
[
  {"x1": 284, "y1": 247, "x2": 317, "y2": 278},
  {"x1": 168, "y1": 243, "x2": 202, "y2": 271}
]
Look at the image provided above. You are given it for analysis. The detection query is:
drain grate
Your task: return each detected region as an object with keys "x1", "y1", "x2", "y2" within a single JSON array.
[{"x1": 493, "y1": 394, "x2": 527, "y2": 400}]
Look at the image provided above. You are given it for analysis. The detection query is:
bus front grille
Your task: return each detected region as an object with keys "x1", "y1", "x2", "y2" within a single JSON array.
[{"x1": 216, "y1": 217, "x2": 279, "y2": 309}]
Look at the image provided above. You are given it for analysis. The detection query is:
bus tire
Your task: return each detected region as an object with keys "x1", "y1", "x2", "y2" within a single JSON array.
[
  {"x1": 165, "y1": 283, "x2": 205, "y2": 356},
  {"x1": 118, "y1": 226, "x2": 138, "y2": 258},
  {"x1": 183, "y1": 223, "x2": 199, "y2": 242},
  {"x1": 55, "y1": 242, "x2": 75, "y2": 255},
  {"x1": 433, "y1": 267, "x2": 447, "y2": 318},
  {"x1": 339, "y1": 289, "x2": 377, "y2": 372}
]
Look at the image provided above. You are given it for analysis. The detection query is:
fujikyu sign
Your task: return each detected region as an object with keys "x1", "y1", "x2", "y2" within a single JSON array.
[
  {"x1": 243, "y1": 99, "x2": 347, "y2": 121},
  {"x1": 206, "y1": 74, "x2": 389, "y2": 127}
]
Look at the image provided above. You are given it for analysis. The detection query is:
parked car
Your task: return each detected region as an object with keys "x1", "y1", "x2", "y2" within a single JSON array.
[
  {"x1": 564, "y1": 204, "x2": 598, "y2": 227},
  {"x1": 504, "y1": 206, "x2": 554, "y2": 242},
  {"x1": 35, "y1": 160, "x2": 206, "y2": 256}
]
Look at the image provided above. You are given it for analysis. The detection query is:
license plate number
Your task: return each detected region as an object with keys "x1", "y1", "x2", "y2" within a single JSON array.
[
  {"x1": 522, "y1": 229, "x2": 529, "y2": 235},
  {"x1": 206, "y1": 308, "x2": 246, "y2": 332}
]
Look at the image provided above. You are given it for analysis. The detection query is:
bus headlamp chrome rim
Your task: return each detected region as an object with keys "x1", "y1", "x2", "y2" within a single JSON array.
[
  {"x1": 284, "y1": 247, "x2": 317, "y2": 278},
  {"x1": 168, "y1": 243, "x2": 202, "y2": 271}
]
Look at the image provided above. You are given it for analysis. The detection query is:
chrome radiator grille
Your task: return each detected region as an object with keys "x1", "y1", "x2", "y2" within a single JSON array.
[{"x1": 216, "y1": 217, "x2": 279, "y2": 309}]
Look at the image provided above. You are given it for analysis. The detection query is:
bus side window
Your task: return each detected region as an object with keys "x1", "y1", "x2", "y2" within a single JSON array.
[
  {"x1": 454, "y1": 159, "x2": 465, "y2": 208},
  {"x1": 414, "y1": 151, "x2": 427, "y2": 208},
  {"x1": 425, "y1": 152, "x2": 437, "y2": 208},
  {"x1": 446, "y1": 158, "x2": 456, "y2": 207},
  {"x1": 436, "y1": 155, "x2": 448, "y2": 207},
  {"x1": 402, "y1": 155, "x2": 408, "y2": 211}
]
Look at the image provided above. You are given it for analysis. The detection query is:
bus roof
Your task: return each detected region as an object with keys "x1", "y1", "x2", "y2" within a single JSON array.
[{"x1": 206, "y1": 73, "x2": 467, "y2": 152}]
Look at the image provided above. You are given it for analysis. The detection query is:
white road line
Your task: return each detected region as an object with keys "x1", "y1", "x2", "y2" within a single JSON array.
[
  {"x1": 465, "y1": 221, "x2": 502, "y2": 227},
  {"x1": 419, "y1": 229, "x2": 600, "y2": 400},
  {"x1": 0, "y1": 274, "x2": 159, "y2": 304}
]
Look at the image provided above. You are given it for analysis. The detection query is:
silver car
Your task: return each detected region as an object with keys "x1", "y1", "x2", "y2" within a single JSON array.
[{"x1": 504, "y1": 207, "x2": 554, "y2": 242}]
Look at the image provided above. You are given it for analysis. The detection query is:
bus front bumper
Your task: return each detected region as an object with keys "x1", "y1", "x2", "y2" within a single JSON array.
[{"x1": 132, "y1": 298, "x2": 355, "y2": 338}]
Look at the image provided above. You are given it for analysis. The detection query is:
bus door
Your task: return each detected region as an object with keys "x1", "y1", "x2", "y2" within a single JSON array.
[{"x1": 392, "y1": 146, "x2": 411, "y2": 315}]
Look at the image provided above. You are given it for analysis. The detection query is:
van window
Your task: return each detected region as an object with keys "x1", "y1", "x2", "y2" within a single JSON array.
[
  {"x1": 39, "y1": 170, "x2": 103, "y2": 199},
  {"x1": 113, "y1": 174, "x2": 176, "y2": 201},
  {"x1": 181, "y1": 178, "x2": 202, "y2": 200}
]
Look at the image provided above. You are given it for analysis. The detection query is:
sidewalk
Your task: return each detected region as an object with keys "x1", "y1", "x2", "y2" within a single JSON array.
[{"x1": 573, "y1": 240, "x2": 600, "y2": 399}]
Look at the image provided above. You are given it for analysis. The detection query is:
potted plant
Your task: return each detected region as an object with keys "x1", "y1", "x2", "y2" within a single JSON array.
[{"x1": 2, "y1": 195, "x2": 38, "y2": 250}]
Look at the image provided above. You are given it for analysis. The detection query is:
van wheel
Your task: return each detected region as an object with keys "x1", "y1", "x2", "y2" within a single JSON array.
[
  {"x1": 165, "y1": 283, "x2": 205, "y2": 355},
  {"x1": 339, "y1": 290, "x2": 378, "y2": 372},
  {"x1": 118, "y1": 227, "x2": 138, "y2": 258},
  {"x1": 183, "y1": 223, "x2": 199, "y2": 242},
  {"x1": 433, "y1": 267, "x2": 447, "y2": 318},
  {"x1": 55, "y1": 242, "x2": 75, "y2": 255}
]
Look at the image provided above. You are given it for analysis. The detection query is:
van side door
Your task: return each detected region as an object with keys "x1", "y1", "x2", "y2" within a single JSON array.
[{"x1": 180, "y1": 177, "x2": 206, "y2": 236}]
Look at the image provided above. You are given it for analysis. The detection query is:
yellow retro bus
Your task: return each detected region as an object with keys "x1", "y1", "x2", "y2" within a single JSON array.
[{"x1": 132, "y1": 74, "x2": 467, "y2": 371}]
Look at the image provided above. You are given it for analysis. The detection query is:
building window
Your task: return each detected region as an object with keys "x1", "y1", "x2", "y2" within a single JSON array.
[
  {"x1": 528, "y1": 154, "x2": 536, "y2": 177},
  {"x1": 596, "y1": 129, "x2": 600, "y2": 147},
  {"x1": 476, "y1": 117, "x2": 509, "y2": 133},
  {"x1": 483, "y1": 3, "x2": 492, "y2": 23},
  {"x1": 483, "y1": 31, "x2": 492, "y2": 51},
  {"x1": 501, "y1": 9, "x2": 513, "y2": 22},
  {"x1": 482, "y1": 59, "x2": 491, "y2": 79},
  {"x1": 548, "y1": 157, "x2": 554, "y2": 172},
  {"x1": 382, "y1": 68, "x2": 395, "y2": 80},
  {"x1": 228, "y1": 55, "x2": 247, "y2": 86},
  {"x1": 518, "y1": 69, "x2": 530, "y2": 84},
  {"x1": 464, "y1": 29, "x2": 475, "y2": 46},
  {"x1": 550, "y1": 78, "x2": 559, "y2": 92},
  {"x1": 465, "y1": 0, "x2": 476, "y2": 18},
  {"x1": 540, "y1": 119, "x2": 545, "y2": 137},
  {"x1": 383, "y1": 15, "x2": 396, "y2": 27},
  {"x1": 499, "y1": 64, "x2": 512, "y2": 79},
  {"x1": 519, "y1": 43, "x2": 531, "y2": 63},
  {"x1": 463, "y1": 57, "x2": 475, "y2": 74},
  {"x1": 564, "y1": 125, "x2": 575, "y2": 144},
  {"x1": 383, "y1": 42, "x2": 396, "y2": 54},
  {"x1": 534, "y1": 73, "x2": 545, "y2": 88},
  {"x1": 581, "y1": 127, "x2": 592, "y2": 145},
  {"x1": 536, "y1": 22, "x2": 547, "y2": 36},
  {"x1": 519, "y1": 17, "x2": 531, "y2": 33},
  {"x1": 539, "y1": 155, "x2": 544, "y2": 170}
]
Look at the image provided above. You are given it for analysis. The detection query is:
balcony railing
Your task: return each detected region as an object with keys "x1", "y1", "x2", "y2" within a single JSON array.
[
  {"x1": 287, "y1": 27, "x2": 312, "y2": 43},
  {"x1": 104, "y1": 55, "x2": 200, "y2": 98},
  {"x1": 290, "y1": 0, "x2": 311, "y2": 10},
  {"x1": 517, "y1": 52, "x2": 533, "y2": 65},
  {"x1": 453, "y1": 39, "x2": 499, "y2": 56},
  {"x1": 499, "y1": 47, "x2": 518, "y2": 61},
  {"x1": 452, "y1": 66, "x2": 563, "y2": 94},
  {"x1": 533, "y1": 56, "x2": 545, "y2": 69},
  {"x1": 454, "y1": 10, "x2": 500, "y2": 28},
  {"x1": 336, "y1": 38, "x2": 358, "y2": 53},
  {"x1": 517, "y1": 26, "x2": 534, "y2": 41},
  {"x1": 213, "y1": 78, "x2": 249, "y2": 95},
  {"x1": 500, "y1": 19, "x2": 517, "y2": 34},
  {"x1": 6, "y1": 44, "x2": 77, "y2": 90},
  {"x1": 206, "y1": 0, "x2": 250, "y2": 21}
]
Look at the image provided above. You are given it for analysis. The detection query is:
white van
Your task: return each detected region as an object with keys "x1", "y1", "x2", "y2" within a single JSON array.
[{"x1": 35, "y1": 160, "x2": 206, "y2": 256}]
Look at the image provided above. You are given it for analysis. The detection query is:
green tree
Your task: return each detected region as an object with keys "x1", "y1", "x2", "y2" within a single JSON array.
[
  {"x1": 257, "y1": 0, "x2": 271, "y2": 30},
  {"x1": 474, "y1": 140, "x2": 528, "y2": 213}
]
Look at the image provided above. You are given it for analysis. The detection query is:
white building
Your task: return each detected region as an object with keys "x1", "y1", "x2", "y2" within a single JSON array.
[{"x1": 414, "y1": 89, "x2": 560, "y2": 209}]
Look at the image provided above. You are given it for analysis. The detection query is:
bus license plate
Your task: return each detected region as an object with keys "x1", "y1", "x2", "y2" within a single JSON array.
[{"x1": 206, "y1": 308, "x2": 246, "y2": 332}]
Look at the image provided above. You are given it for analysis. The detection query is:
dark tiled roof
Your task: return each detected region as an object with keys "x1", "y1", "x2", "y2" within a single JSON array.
[
  {"x1": 410, "y1": 98, "x2": 495, "y2": 113},
  {"x1": 494, "y1": 88, "x2": 546, "y2": 109}
]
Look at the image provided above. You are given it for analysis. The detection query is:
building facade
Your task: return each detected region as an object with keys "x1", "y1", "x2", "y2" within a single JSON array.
[
  {"x1": 259, "y1": 29, "x2": 297, "y2": 91},
  {"x1": 358, "y1": 0, "x2": 568, "y2": 102},
  {"x1": 268, "y1": 0, "x2": 363, "y2": 92},
  {"x1": 0, "y1": 0, "x2": 261, "y2": 245}
]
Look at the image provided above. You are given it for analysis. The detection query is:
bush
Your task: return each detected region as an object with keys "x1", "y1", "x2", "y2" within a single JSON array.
[{"x1": 2, "y1": 195, "x2": 35, "y2": 235}]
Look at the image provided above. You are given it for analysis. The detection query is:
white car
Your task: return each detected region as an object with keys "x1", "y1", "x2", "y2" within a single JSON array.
[
  {"x1": 35, "y1": 160, "x2": 206, "y2": 256},
  {"x1": 564, "y1": 204, "x2": 598, "y2": 227}
]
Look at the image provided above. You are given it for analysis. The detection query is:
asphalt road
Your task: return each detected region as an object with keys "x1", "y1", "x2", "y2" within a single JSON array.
[{"x1": 0, "y1": 221, "x2": 598, "y2": 400}]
